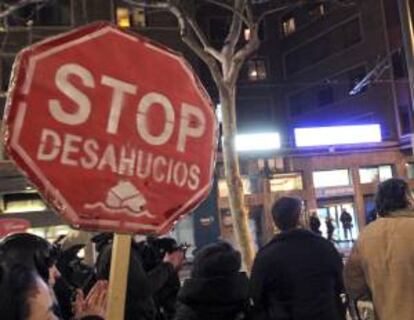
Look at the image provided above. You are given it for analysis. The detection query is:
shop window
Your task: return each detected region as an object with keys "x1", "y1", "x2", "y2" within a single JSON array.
[
  {"x1": 282, "y1": 16, "x2": 296, "y2": 37},
  {"x1": 269, "y1": 173, "x2": 303, "y2": 192},
  {"x1": 218, "y1": 177, "x2": 251, "y2": 198},
  {"x1": 359, "y1": 165, "x2": 393, "y2": 184},
  {"x1": 313, "y1": 169, "x2": 351, "y2": 188},
  {"x1": 247, "y1": 59, "x2": 267, "y2": 81}
]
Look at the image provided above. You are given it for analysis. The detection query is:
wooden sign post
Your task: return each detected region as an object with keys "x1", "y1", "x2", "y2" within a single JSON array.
[{"x1": 107, "y1": 233, "x2": 132, "y2": 319}]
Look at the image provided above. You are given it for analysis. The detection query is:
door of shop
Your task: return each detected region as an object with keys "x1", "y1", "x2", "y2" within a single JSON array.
[{"x1": 317, "y1": 199, "x2": 358, "y2": 242}]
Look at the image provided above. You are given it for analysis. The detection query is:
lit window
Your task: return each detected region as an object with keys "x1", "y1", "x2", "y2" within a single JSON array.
[
  {"x1": 247, "y1": 59, "x2": 267, "y2": 81},
  {"x1": 359, "y1": 165, "x2": 393, "y2": 184},
  {"x1": 244, "y1": 28, "x2": 251, "y2": 41},
  {"x1": 313, "y1": 169, "x2": 351, "y2": 188},
  {"x1": 309, "y1": 4, "x2": 325, "y2": 19},
  {"x1": 270, "y1": 173, "x2": 303, "y2": 192},
  {"x1": 282, "y1": 16, "x2": 296, "y2": 36},
  {"x1": 116, "y1": 7, "x2": 130, "y2": 28},
  {"x1": 132, "y1": 7, "x2": 146, "y2": 27}
]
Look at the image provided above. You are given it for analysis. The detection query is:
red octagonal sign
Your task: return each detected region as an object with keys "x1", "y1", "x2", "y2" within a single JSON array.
[{"x1": 4, "y1": 23, "x2": 217, "y2": 235}]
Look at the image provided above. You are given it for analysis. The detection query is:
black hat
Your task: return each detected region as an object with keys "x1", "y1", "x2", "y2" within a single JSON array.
[
  {"x1": 191, "y1": 241, "x2": 241, "y2": 278},
  {"x1": 0, "y1": 233, "x2": 58, "y2": 283}
]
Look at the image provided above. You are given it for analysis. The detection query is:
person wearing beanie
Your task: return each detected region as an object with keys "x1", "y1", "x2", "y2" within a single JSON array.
[{"x1": 174, "y1": 241, "x2": 250, "y2": 320}]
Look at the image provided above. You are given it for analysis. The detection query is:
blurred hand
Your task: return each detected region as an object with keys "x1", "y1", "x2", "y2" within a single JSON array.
[
  {"x1": 73, "y1": 280, "x2": 108, "y2": 319},
  {"x1": 163, "y1": 250, "x2": 185, "y2": 270}
]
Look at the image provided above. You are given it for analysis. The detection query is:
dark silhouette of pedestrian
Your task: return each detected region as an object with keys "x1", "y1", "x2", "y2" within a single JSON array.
[
  {"x1": 250, "y1": 197, "x2": 346, "y2": 320},
  {"x1": 326, "y1": 215, "x2": 335, "y2": 241},
  {"x1": 309, "y1": 211, "x2": 322, "y2": 235},
  {"x1": 340, "y1": 210, "x2": 353, "y2": 241},
  {"x1": 175, "y1": 241, "x2": 249, "y2": 320}
]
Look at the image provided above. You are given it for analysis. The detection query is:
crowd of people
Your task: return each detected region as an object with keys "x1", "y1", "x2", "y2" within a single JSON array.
[{"x1": 0, "y1": 177, "x2": 412, "y2": 320}]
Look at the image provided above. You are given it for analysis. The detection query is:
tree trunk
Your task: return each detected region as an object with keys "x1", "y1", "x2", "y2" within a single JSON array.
[{"x1": 219, "y1": 83, "x2": 255, "y2": 272}]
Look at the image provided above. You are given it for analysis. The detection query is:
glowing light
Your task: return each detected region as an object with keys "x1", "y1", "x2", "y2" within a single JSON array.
[
  {"x1": 236, "y1": 132, "x2": 281, "y2": 151},
  {"x1": 116, "y1": 8, "x2": 131, "y2": 28},
  {"x1": 294, "y1": 124, "x2": 381, "y2": 147}
]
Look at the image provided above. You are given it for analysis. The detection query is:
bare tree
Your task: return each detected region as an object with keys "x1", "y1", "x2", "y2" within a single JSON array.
[
  {"x1": 0, "y1": 0, "x2": 46, "y2": 20},
  {"x1": 123, "y1": 0, "x2": 353, "y2": 271}
]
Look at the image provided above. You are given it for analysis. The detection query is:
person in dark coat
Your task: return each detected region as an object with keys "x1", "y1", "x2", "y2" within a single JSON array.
[
  {"x1": 175, "y1": 241, "x2": 250, "y2": 320},
  {"x1": 339, "y1": 210, "x2": 353, "y2": 240},
  {"x1": 250, "y1": 197, "x2": 346, "y2": 320},
  {"x1": 309, "y1": 211, "x2": 321, "y2": 235},
  {"x1": 96, "y1": 236, "x2": 184, "y2": 320},
  {"x1": 326, "y1": 215, "x2": 335, "y2": 241}
]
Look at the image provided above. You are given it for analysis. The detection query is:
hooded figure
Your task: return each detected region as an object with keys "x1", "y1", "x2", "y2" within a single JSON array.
[{"x1": 175, "y1": 241, "x2": 250, "y2": 320}]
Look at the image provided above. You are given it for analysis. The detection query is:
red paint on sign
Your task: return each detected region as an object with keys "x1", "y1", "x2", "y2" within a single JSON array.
[{"x1": 4, "y1": 22, "x2": 217, "y2": 235}]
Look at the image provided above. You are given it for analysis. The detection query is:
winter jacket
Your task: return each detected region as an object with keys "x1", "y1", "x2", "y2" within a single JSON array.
[
  {"x1": 250, "y1": 229, "x2": 345, "y2": 320},
  {"x1": 154, "y1": 270, "x2": 181, "y2": 320},
  {"x1": 344, "y1": 209, "x2": 414, "y2": 320},
  {"x1": 174, "y1": 272, "x2": 250, "y2": 320},
  {"x1": 96, "y1": 242, "x2": 175, "y2": 320}
]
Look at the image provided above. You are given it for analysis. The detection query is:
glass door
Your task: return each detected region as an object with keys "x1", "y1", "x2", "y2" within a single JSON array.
[{"x1": 317, "y1": 202, "x2": 358, "y2": 242}]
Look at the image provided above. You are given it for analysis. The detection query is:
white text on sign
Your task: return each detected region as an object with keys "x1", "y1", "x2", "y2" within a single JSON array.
[{"x1": 35, "y1": 63, "x2": 207, "y2": 191}]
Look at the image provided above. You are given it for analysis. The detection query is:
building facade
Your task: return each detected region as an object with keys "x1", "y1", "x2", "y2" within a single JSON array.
[{"x1": 217, "y1": 0, "x2": 414, "y2": 246}]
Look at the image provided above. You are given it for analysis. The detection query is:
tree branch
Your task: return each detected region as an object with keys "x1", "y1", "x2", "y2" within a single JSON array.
[
  {"x1": 187, "y1": 15, "x2": 223, "y2": 62},
  {"x1": 168, "y1": 3, "x2": 224, "y2": 87},
  {"x1": 124, "y1": 0, "x2": 223, "y2": 64},
  {"x1": 0, "y1": 0, "x2": 45, "y2": 19},
  {"x1": 245, "y1": 0, "x2": 254, "y2": 24},
  {"x1": 257, "y1": 5, "x2": 292, "y2": 23},
  {"x1": 222, "y1": 0, "x2": 245, "y2": 56},
  {"x1": 227, "y1": 23, "x2": 260, "y2": 84},
  {"x1": 203, "y1": 0, "x2": 249, "y2": 25}
]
